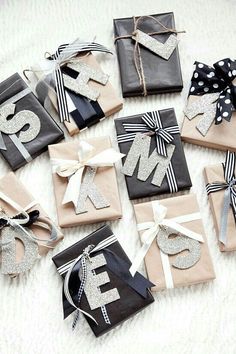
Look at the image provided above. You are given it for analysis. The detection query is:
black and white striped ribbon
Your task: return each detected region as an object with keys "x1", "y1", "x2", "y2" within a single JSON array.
[
  {"x1": 49, "y1": 39, "x2": 112, "y2": 123},
  {"x1": 117, "y1": 110, "x2": 179, "y2": 157},
  {"x1": 58, "y1": 233, "x2": 117, "y2": 276},
  {"x1": 206, "y1": 151, "x2": 236, "y2": 244},
  {"x1": 72, "y1": 258, "x2": 86, "y2": 330},
  {"x1": 117, "y1": 111, "x2": 179, "y2": 193}
]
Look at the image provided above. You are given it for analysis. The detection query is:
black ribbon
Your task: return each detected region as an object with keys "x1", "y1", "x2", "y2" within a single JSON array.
[
  {"x1": 62, "y1": 66, "x2": 105, "y2": 130},
  {"x1": 63, "y1": 247, "x2": 154, "y2": 320},
  {"x1": 0, "y1": 210, "x2": 40, "y2": 229},
  {"x1": 189, "y1": 58, "x2": 236, "y2": 125}
]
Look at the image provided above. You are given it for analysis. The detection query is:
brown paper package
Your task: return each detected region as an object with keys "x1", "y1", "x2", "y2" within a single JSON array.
[
  {"x1": 204, "y1": 163, "x2": 236, "y2": 251},
  {"x1": 134, "y1": 194, "x2": 215, "y2": 291},
  {"x1": 34, "y1": 53, "x2": 123, "y2": 136},
  {"x1": 181, "y1": 95, "x2": 236, "y2": 151},
  {"x1": 49, "y1": 137, "x2": 122, "y2": 228},
  {"x1": 0, "y1": 172, "x2": 63, "y2": 271}
]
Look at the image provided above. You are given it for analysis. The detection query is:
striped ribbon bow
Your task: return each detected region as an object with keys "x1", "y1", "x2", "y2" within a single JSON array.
[
  {"x1": 48, "y1": 39, "x2": 112, "y2": 123},
  {"x1": 206, "y1": 151, "x2": 236, "y2": 245},
  {"x1": 117, "y1": 110, "x2": 180, "y2": 157}
]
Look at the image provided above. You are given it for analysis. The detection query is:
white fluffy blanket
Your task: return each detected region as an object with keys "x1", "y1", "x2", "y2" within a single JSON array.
[{"x1": 0, "y1": 0, "x2": 235, "y2": 353}]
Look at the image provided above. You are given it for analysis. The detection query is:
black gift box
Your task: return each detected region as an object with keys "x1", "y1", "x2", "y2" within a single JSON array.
[
  {"x1": 114, "y1": 12, "x2": 183, "y2": 97},
  {"x1": 52, "y1": 225, "x2": 154, "y2": 337},
  {"x1": 0, "y1": 73, "x2": 64, "y2": 170},
  {"x1": 115, "y1": 109, "x2": 192, "y2": 199}
]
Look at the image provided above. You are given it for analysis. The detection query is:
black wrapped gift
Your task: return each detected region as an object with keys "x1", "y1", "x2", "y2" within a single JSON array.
[
  {"x1": 115, "y1": 109, "x2": 192, "y2": 199},
  {"x1": 52, "y1": 225, "x2": 154, "y2": 337},
  {"x1": 114, "y1": 12, "x2": 183, "y2": 97},
  {"x1": 0, "y1": 73, "x2": 64, "y2": 170}
]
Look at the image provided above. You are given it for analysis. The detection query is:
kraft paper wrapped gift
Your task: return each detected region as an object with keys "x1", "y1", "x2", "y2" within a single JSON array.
[
  {"x1": 115, "y1": 109, "x2": 192, "y2": 199},
  {"x1": 0, "y1": 73, "x2": 64, "y2": 170},
  {"x1": 181, "y1": 58, "x2": 236, "y2": 151},
  {"x1": 0, "y1": 172, "x2": 63, "y2": 277},
  {"x1": 52, "y1": 224, "x2": 154, "y2": 337},
  {"x1": 114, "y1": 12, "x2": 183, "y2": 97},
  {"x1": 49, "y1": 137, "x2": 123, "y2": 228},
  {"x1": 133, "y1": 194, "x2": 215, "y2": 291},
  {"x1": 204, "y1": 151, "x2": 236, "y2": 252},
  {"x1": 33, "y1": 41, "x2": 123, "y2": 136}
]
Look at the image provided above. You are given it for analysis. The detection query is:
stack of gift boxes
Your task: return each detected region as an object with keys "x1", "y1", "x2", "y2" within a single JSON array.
[{"x1": 0, "y1": 11, "x2": 235, "y2": 337}]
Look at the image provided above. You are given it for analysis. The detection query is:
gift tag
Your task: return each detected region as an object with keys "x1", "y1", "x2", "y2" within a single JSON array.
[
  {"x1": 76, "y1": 167, "x2": 110, "y2": 214},
  {"x1": 184, "y1": 93, "x2": 219, "y2": 136},
  {"x1": 122, "y1": 133, "x2": 175, "y2": 187},
  {"x1": 83, "y1": 253, "x2": 120, "y2": 310},
  {"x1": 1, "y1": 226, "x2": 39, "y2": 275},
  {"x1": 132, "y1": 30, "x2": 178, "y2": 60},
  {"x1": 63, "y1": 61, "x2": 109, "y2": 101},
  {"x1": 157, "y1": 226, "x2": 201, "y2": 269},
  {"x1": 0, "y1": 103, "x2": 41, "y2": 150}
]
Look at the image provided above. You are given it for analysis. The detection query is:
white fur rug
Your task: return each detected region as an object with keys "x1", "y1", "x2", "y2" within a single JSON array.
[{"x1": 0, "y1": 0, "x2": 236, "y2": 353}]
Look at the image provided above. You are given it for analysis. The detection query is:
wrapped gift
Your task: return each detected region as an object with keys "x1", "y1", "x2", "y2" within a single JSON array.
[
  {"x1": 132, "y1": 194, "x2": 215, "y2": 291},
  {"x1": 115, "y1": 109, "x2": 192, "y2": 199},
  {"x1": 204, "y1": 151, "x2": 236, "y2": 252},
  {"x1": 52, "y1": 224, "x2": 154, "y2": 337},
  {"x1": 31, "y1": 39, "x2": 123, "y2": 136},
  {"x1": 181, "y1": 58, "x2": 236, "y2": 151},
  {"x1": 49, "y1": 137, "x2": 123, "y2": 227},
  {"x1": 0, "y1": 72, "x2": 64, "y2": 171},
  {"x1": 114, "y1": 12, "x2": 183, "y2": 97},
  {"x1": 0, "y1": 172, "x2": 63, "y2": 277}
]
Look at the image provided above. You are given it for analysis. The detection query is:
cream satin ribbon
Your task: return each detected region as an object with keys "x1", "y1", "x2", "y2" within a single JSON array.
[
  {"x1": 51, "y1": 140, "x2": 125, "y2": 208},
  {"x1": 129, "y1": 201, "x2": 204, "y2": 288}
]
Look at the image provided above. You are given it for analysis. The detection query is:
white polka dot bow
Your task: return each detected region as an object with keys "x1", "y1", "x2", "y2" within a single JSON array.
[{"x1": 189, "y1": 58, "x2": 236, "y2": 125}]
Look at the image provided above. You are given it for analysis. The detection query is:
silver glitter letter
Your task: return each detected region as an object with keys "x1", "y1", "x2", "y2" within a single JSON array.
[
  {"x1": 132, "y1": 30, "x2": 178, "y2": 60},
  {"x1": 84, "y1": 253, "x2": 120, "y2": 310},
  {"x1": 0, "y1": 103, "x2": 41, "y2": 142},
  {"x1": 76, "y1": 167, "x2": 110, "y2": 214},
  {"x1": 184, "y1": 93, "x2": 219, "y2": 136},
  {"x1": 157, "y1": 226, "x2": 201, "y2": 269},
  {"x1": 63, "y1": 61, "x2": 109, "y2": 101},
  {"x1": 1, "y1": 226, "x2": 39, "y2": 275},
  {"x1": 122, "y1": 134, "x2": 175, "y2": 187}
]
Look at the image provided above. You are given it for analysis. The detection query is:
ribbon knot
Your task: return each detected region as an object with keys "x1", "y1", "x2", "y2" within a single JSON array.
[
  {"x1": 229, "y1": 178, "x2": 236, "y2": 189},
  {"x1": 206, "y1": 151, "x2": 236, "y2": 245},
  {"x1": 51, "y1": 140, "x2": 125, "y2": 208},
  {"x1": 120, "y1": 110, "x2": 179, "y2": 157},
  {"x1": 189, "y1": 58, "x2": 236, "y2": 125},
  {"x1": 114, "y1": 15, "x2": 184, "y2": 96},
  {"x1": 129, "y1": 201, "x2": 203, "y2": 276},
  {"x1": 82, "y1": 245, "x2": 95, "y2": 263}
]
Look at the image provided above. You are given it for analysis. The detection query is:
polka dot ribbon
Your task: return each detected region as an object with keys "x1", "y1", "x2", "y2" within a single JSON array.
[{"x1": 189, "y1": 58, "x2": 236, "y2": 125}]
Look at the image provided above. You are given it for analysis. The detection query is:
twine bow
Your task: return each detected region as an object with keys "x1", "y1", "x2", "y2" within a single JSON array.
[
  {"x1": 51, "y1": 140, "x2": 125, "y2": 208},
  {"x1": 114, "y1": 15, "x2": 185, "y2": 96},
  {"x1": 206, "y1": 150, "x2": 236, "y2": 245}
]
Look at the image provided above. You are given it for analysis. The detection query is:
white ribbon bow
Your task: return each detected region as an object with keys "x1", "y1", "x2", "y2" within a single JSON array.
[
  {"x1": 51, "y1": 140, "x2": 125, "y2": 208},
  {"x1": 129, "y1": 201, "x2": 204, "y2": 277}
]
